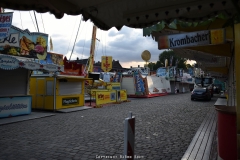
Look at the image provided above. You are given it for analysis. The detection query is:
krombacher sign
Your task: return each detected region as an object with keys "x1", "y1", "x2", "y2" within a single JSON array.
[
  {"x1": 158, "y1": 28, "x2": 225, "y2": 49},
  {"x1": 62, "y1": 97, "x2": 79, "y2": 106}
]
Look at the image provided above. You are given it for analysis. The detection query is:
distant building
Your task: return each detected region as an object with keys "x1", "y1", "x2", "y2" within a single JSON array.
[{"x1": 72, "y1": 58, "x2": 128, "y2": 72}]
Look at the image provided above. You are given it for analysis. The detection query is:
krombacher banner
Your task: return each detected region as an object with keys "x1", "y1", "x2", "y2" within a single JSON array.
[
  {"x1": 62, "y1": 97, "x2": 79, "y2": 106},
  {"x1": 158, "y1": 28, "x2": 225, "y2": 49}
]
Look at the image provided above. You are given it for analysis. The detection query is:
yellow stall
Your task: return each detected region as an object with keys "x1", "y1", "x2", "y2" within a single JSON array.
[{"x1": 30, "y1": 75, "x2": 91, "y2": 111}]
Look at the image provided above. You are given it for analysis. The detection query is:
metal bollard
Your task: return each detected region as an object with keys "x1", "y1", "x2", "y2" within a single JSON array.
[{"x1": 123, "y1": 112, "x2": 135, "y2": 160}]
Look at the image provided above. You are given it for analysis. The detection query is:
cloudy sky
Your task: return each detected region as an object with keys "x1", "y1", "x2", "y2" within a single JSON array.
[{"x1": 5, "y1": 9, "x2": 168, "y2": 68}]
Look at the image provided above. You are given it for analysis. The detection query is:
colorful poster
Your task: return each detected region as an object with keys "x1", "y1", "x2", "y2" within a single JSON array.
[
  {"x1": 158, "y1": 29, "x2": 225, "y2": 49},
  {"x1": 156, "y1": 67, "x2": 167, "y2": 77},
  {"x1": 39, "y1": 52, "x2": 63, "y2": 66},
  {"x1": 0, "y1": 25, "x2": 48, "y2": 60},
  {"x1": 0, "y1": 96, "x2": 31, "y2": 118},
  {"x1": 101, "y1": 56, "x2": 112, "y2": 72},
  {"x1": 134, "y1": 72, "x2": 145, "y2": 95},
  {"x1": 61, "y1": 57, "x2": 83, "y2": 76},
  {"x1": 113, "y1": 72, "x2": 122, "y2": 82},
  {"x1": 0, "y1": 12, "x2": 13, "y2": 39}
]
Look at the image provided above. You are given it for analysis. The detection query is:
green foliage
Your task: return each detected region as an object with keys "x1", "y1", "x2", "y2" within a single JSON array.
[
  {"x1": 158, "y1": 50, "x2": 187, "y2": 69},
  {"x1": 147, "y1": 50, "x2": 188, "y2": 71},
  {"x1": 142, "y1": 12, "x2": 231, "y2": 37}
]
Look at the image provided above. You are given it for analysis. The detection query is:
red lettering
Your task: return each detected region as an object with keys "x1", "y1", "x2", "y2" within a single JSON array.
[
  {"x1": 0, "y1": 15, "x2": 11, "y2": 23},
  {"x1": 0, "y1": 28, "x2": 7, "y2": 32}
]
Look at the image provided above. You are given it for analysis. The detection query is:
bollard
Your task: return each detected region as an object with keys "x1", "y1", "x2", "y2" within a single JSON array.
[{"x1": 123, "y1": 112, "x2": 135, "y2": 160}]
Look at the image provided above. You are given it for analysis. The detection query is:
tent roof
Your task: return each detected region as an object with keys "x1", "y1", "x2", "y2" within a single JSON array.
[{"x1": 1, "y1": 0, "x2": 238, "y2": 31}]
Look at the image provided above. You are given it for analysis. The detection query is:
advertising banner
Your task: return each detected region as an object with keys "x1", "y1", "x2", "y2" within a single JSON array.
[
  {"x1": 0, "y1": 54, "x2": 63, "y2": 72},
  {"x1": 0, "y1": 25, "x2": 48, "y2": 60},
  {"x1": 134, "y1": 72, "x2": 145, "y2": 95},
  {"x1": 106, "y1": 82, "x2": 121, "y2": 90},
  {"x1": 158, "y1": 28, "x2": 225, "y2": 49},
  {"x1": 61, "y1": 57, "x2": 82, "y2": 76},
  {"x1": 62, "y1": 97, "x2": 79, "y2": 106},
  {"x1": 156, "y1": 67, "x2": 167, "y2": 77},
  {"x1": 95, "y1": 90, "x2": 116, "y2": 105},
  {"x1": 39, "y1": 52, "x2": 63, "y2": 66},
  {"x1": 0, "y1": 96, "x2": 31, "y2": 118},
  {"x1": 0, "y1": 54, "x2": 19, "y2": 70},
  {"x1": 0, "y1": 12, "x2": 13, "y2": 39},
  {"x1": 101, "y1": 56, "x2": 112, "y2": 72}
]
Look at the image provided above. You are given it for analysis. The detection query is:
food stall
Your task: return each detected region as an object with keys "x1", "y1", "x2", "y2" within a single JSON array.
[
  {"x1": 30, "y1": 56, "x2": 91, "y2": 111},
  {"x1": 0, "y1": 25, "x2": 63, "y2": 118}
]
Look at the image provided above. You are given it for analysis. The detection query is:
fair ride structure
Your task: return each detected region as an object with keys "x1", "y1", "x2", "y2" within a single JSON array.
[
  {"x1": 121, "y1": 50, "x2": 171, "y2": 98},
  {"x1": 78, "y1": 25, "x2": 129, "y2": 107}
]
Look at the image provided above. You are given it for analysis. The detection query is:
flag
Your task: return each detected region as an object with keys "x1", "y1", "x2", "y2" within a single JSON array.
[
  {"x1": 50, "y1": 37, "x2": 53, "y2": 51},
  {"x1": 170, "y1": 56, "x2": 173, "y2": 66}
]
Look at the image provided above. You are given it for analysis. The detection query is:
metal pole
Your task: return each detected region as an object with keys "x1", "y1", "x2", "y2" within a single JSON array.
[
  {"x1": 123, "y1": 111, "x2": 135, "y2": 160},
  {"x1": 33, "y1": 11, "x2": 39, "y2": 32},
  {"x1": 53, "y1": 72, "x2": 57, "y2": 112}
]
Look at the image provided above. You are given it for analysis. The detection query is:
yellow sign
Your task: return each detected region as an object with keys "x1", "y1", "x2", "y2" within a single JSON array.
[
  {"x1": 210, "y1": 29, "x2": 225, "y2": 45},
  {"x1": 120, "y1": 90, "x2": 127, "y2": 101},
  {"x1": 106, "y1": 82, "x2": 121, "y2": 90},
  {"x1": 101, "y1": 56, "x2": 112, "y2": 72},
  {"x1": 95, "y1": 90, "x2": 116, "y2": 105}
]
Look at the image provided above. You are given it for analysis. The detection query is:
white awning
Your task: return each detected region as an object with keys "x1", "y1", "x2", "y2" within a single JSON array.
[{"x1": 0, "y1": 54, "x2": 64, "y2": 72}]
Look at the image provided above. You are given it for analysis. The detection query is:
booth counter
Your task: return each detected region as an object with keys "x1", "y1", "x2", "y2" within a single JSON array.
[
  {"x1": 214, "y1": 98, "x2": 237, "y2": 160},
  {"x1": 30, "y1": 75, "x2": 91, "y2": 110},
  {"x1": 0, "y1": 25, "x2": 64, "y2": 118}
]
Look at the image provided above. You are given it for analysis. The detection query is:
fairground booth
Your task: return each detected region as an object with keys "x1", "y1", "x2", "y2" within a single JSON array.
[
  {"x1": 0, "y1": 25, "x2": 63, "y2": 118},
  {"x1": 30, "y1": 56, "x2": 91, "y2": 111}
]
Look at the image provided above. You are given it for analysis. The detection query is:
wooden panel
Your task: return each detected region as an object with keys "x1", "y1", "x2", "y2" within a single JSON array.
[
  {"x1": 181, "y1": 112, "x2": 211, "y2": 160},
  {"x1": 181, "y1": 109, "x2": 217, "y2": 160},
  {"x1": 202, "y1": 114, "x2": 217, "y2": 160}
]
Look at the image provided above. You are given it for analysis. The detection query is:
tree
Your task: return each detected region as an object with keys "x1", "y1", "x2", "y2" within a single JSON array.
[{"x1": 158, "y1": 50, "x2": 187, "y2": 69}]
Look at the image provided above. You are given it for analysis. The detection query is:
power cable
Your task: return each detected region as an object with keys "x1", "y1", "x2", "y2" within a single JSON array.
[
  {"x1": 29, "y1": 11, "x2": 37, "y2": 31},
  {"x1": 33, "y1": 11, "x2": 40, "y2": 32},
  {"x1": 81, "y1": 22, "x2": 89, "y2": 59},
  {"x1": 40, "y1": 13, "x2": 45, "y2": 33},
  {"x1": 19, "y1": 11, "x2": 23, "y2": 29},
  {"x1": 69, "y1": 16, "x2": 82, "y2": 61},
  {"x1": 66, "y1": 16, "x2": 78, "y2": 54}
]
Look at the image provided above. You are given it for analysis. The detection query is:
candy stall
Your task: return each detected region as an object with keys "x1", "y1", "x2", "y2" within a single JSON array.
[{"x1": 0, "y1": 25, "x2": 63, "y2": 118}]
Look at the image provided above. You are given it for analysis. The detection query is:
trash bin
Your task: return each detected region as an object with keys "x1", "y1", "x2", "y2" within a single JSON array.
[{"x1": 215, "y1": 99, "x2": 237, "y2": 160}]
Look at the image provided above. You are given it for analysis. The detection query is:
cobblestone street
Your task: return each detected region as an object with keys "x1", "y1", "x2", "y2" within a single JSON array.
[{"x1": 0, "y1": 93, "x2": 217, "y2": 160}]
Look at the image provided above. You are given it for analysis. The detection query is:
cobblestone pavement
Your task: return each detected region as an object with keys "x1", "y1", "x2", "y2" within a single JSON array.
[{"x1": 0, "y1": 93, "x2": 217, "y2": 160}]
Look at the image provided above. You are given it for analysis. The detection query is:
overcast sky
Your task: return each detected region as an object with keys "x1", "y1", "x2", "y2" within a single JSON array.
[{"x1": 5, "y1": 9, "x2": 168, "y2": 68}]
